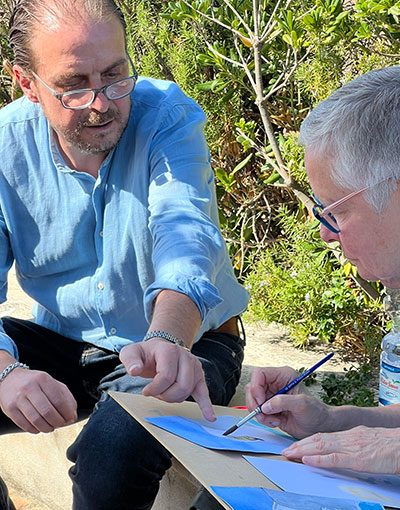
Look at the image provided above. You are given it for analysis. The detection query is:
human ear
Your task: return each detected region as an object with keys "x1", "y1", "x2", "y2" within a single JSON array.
[{"x1": 13, "y1": 65, "x2": 40, "y2": 103}]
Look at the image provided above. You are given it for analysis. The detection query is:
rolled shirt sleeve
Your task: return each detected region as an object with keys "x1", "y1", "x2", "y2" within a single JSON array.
[{"x1": 144, "y1": 97, "x2": 231, "y2": 322}]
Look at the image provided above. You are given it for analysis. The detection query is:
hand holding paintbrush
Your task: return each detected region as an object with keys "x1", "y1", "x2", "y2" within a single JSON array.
[{"x1": 223, "y1": 352, "x2": 334, "y2": 436}]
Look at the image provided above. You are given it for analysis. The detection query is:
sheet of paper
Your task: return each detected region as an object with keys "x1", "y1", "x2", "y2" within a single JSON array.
[
  {"x1": 210, "y1": 486, "x2": 385, "y2": 510},
  {"x1": 145, "y1": 415, "x2": 295, "y2": 453},
  {"x1": 244, "y1": 456, "x2": 400, "y2": 508}
]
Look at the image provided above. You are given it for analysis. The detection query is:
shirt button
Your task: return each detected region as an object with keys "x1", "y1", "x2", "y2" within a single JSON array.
[
  {"x1": 97, "y1": 282, "x2": 104, "y2": 290},
  {"x1": 110, "y1": 327, "x2": 117, "y2": 335},
  {"x1": 99, "y1": 231, "x2": 104, "y2": 237}
]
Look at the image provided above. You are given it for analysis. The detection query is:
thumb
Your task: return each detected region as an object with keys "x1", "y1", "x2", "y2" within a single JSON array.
[
  {"x1": 120, "y1": 344, "x2": 145, "y2": 376},
  {"x1": 261, "y1": 395, "x2": 286, "y2": 415},
  {"x1": 262, "y1": 394, "x2": 301, "y2": 415}
]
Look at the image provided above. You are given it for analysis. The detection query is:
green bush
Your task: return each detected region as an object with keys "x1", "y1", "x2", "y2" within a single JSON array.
[
  {"x1": 301, "y1": 365, "x2": 378, "y2": 406},
  {"x1": 320, "y1": 365, "x2": 378, "y2": 407},
  {"x1": 122, "y1": 1, "x2": 242, "y2": 151},
  {"x1": 244, "y1": 208, "x2": 383, "y2": 355}
]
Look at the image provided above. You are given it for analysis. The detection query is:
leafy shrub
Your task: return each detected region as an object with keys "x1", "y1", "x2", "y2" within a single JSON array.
[
  {"x1": 320, "y1": 365, "x2": 378, "y2": 407},
  {"x1": 122, "y1": 0, "x2": 242, "y2": 151},
  {"x1": 244, "y1": 208, "x2": 383, "y2": 355},
  {"x1": 301, "y1": 364, "x2": 378, "y2": 406}
]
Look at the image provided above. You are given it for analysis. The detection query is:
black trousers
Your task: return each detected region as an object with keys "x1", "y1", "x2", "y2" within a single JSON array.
[
  {"x1": 0, "y1": 478, "x2": 15, "y2": 510},
  {"x1": 0, "y1": 317, "x2": 245, "y2": 510}
]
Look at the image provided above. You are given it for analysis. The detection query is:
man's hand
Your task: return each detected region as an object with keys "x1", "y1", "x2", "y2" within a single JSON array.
[
  {"x1": 245, "y1": 366, "x2": 329, "y2": 439},
  {"x1": 282, "y1": 426, "x2": 400, "y2": 474},
  {"x1": 119, "y1": 338, "x2": 215, "y2": 422},
  {"x1": 0, "y1": 368, "x2": 77, "y2": 434}
]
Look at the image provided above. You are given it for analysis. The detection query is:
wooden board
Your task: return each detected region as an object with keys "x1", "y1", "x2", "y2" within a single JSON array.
[
  {"x1": 110, "y1": 391, "x2": 281, "y2": 509},
  {"x1": 110, "y1": 391, "x2": 397, "y2": 510}
]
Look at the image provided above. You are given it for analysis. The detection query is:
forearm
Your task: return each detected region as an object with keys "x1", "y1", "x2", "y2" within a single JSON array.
[
  {"x1": 0, "y1": 350, "x2": 17, "y2": 372},
  {"x1": 326, "y1": 403, "x2": 400, "y2": 432},
  {"x1": 148, "y1": 289, "x2": 201, "y2": 350}
]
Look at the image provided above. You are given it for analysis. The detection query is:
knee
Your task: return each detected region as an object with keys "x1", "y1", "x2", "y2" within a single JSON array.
[
  {"x1": 67, "y1": 397, "x2": 171, "y2": 470},
  {"x1": 66, "y1": 397, "x2": 172, "y2": 509}
]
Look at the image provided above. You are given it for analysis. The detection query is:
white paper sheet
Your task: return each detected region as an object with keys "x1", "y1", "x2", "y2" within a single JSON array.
[{"x1": 244, "y1": 456, "x2": 400, "y2": 508}]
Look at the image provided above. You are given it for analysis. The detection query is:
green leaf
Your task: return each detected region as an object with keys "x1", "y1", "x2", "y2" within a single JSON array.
[
  {"x1": 214, "y1": 167, "x2": 230, "y2": 185},
  {"x1": 197, "y1": 53, "x2": 215, "y2": 66},
  {"x1": 282, "y1": 33, "x2": 293, "y2": 45},
  {"x1": 287, "y1": 10, "x2": 294, "y2": 30},
  {"x1": 265, "y1": 171, "x2": 281, "y2": 184},
  {"x1": 212, "y1": 80, "x2": 229, "y2": 93},
  {"x1": 232, "y1": 153, "x2": 253, "y2": 173},
  {"x1": 195, "y1": 79, "x2": 219, "y2": 91},
  {"x1": 335, "y1": 11, "x2": 349, "y2": 22},
  {"x1": 221, "y1": 88, "x2": 236, "y2": 103}
]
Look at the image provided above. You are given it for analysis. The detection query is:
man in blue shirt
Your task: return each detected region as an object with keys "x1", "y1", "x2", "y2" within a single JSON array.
[{"x1": 0, "y1": 0, "x2": 249, "y2": 508}]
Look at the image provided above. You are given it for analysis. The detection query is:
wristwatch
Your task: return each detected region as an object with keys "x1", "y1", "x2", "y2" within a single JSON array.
[{"x1": 143, "y1": 330, "x2": 191, "y2": 352}]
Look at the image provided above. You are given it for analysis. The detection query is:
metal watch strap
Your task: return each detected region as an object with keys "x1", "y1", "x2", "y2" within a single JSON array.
[
  {"x1": 143, "y1": 330, "x2": 191, "y2": 352},
  {"x1": 0, "y1": 362, "x2": 30, "y2": 382}
]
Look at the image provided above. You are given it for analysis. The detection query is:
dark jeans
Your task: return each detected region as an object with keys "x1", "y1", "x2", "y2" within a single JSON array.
[
  {"x1": 0, "y1": 477, "x2": 15, "y2": 510},
  {"x1": 0, "y1": 317, "x2": 245, "y2": 510}
]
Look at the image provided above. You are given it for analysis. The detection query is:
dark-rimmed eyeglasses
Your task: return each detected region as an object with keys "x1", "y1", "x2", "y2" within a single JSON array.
[
  {"x1": 31, "y1": 55, "x2": 138, "y2": 110},
  {"x1": 312, "y1": 178, "x2": 391, "y2": 234}
]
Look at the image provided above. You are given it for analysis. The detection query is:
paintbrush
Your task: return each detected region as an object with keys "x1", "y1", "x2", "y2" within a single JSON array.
[{"x1": 222, "y1": 352, "x2": 334, "y2": 436}]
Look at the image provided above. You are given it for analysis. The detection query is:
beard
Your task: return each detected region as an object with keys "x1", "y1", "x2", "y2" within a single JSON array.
[{"x1": 53, "y1": 104, "x2": 130, "y2": 155}]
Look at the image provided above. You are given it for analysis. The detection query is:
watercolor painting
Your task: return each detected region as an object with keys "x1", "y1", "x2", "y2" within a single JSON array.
[{"x1": 145, "y1": 415, "x2": 295, "y2": 453}]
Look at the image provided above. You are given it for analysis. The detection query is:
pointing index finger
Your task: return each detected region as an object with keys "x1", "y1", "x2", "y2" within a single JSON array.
[{"x1": 191, "y1": 379, "x2": 215, "y2": 422}]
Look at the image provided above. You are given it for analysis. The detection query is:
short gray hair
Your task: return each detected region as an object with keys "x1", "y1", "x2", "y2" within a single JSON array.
[
  {"x1": 299, "y1": 67, "x2": 400, "y2": 212},
  {"x1": 9, "y1": 0, "x2": 126, "y2": 72}
]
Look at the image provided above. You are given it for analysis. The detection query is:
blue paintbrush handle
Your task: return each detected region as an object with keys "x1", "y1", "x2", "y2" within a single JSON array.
[
  {"x1": 222, "y1": 352, "x2": 334, "y2": 435},
  {"x1": 256, "y1": 352, "x2": 334, "y2": 413}
]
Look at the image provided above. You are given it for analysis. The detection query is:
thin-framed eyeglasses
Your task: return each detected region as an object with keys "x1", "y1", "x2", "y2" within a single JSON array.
[
  {"x1": 31, "y1": 55, "x2": 138, "y2": 110},
  {"x1": 312, "y1": 178, "x2": 391, "y2": 234}
]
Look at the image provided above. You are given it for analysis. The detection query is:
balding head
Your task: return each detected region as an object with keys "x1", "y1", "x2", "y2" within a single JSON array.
[{"x1": 9, "y1": 0, "x2": 126, "y2": 72}]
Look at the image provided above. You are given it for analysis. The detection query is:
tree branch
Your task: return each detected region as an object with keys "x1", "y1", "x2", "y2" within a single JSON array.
[
  {"x1": 180, "y1": 0, "x2": 249, "y2": 40},
  {"x1": 222, "y1": 0, "x2": 253, "y2": 35}
]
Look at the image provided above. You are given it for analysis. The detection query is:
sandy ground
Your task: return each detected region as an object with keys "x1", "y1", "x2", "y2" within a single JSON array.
[{"x1": 0, "y1": 266, "x2": 373, "y2": 509}]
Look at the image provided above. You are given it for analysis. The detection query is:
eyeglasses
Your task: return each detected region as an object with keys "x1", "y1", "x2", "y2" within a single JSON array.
[
  {"x1": 31, "y1": 56, "x2": 138, "y2": 110},
  {"x1": 312, "y1": 178, "x2": 391, "y2": 234}
]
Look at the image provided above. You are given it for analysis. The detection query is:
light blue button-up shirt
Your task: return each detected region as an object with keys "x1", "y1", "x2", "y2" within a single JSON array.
[{"x1": 0, "y1": 77, "x2": 249, "y2": 358}]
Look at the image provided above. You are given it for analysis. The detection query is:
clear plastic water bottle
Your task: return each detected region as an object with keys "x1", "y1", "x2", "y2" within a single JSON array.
[{"x1": 379, "y1": 288, "x2": 400, "y2": 406}]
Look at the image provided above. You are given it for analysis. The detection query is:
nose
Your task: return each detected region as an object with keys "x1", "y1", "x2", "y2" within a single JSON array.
[
  {"x1": 320, "y1": 223, "x2": 340, "y2": 244},
  {"x1": 89, "y1": 91, "x2": 110, "y2": 113}
]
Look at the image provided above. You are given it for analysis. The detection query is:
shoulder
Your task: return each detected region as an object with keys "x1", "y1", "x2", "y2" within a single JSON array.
[
  {"x1": 0, "y1": 96, "x2": 43, "y2": 127},
  {"x1": 0, "y1": 97, "x2": 45, "y2": 145},
  {"x1": 0, "y1": 97, "x2": 47, "y2": 168}
]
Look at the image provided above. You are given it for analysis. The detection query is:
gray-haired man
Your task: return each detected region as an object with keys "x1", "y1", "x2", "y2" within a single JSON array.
[{"x1": 247, "y1": 66, "x2": 400, "y2": 476}]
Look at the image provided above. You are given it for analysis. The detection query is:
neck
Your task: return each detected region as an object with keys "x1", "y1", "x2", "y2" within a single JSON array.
[{"x1": 54, "y1": 131, "x2": 107, "y2": 178}]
